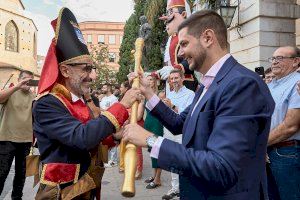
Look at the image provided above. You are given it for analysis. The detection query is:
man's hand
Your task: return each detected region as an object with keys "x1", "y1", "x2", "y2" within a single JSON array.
[
  {"x1": 127, "y1": 72, "x2": 155, "y2": 100},
  {"x1": 123, "y1": 124, "x2": 154, "y2": 147},
  {"x1": 158, "y1": 66, "x2": 174, "y2": 80},
  {"x1": 120, "y1": 88, "x2": 141, "y2": 109},
  {"x1": 113, "y1": 128, "x2": 125, "y2": 140},
  {"x1": 162, "y1": 98, "x2": 172, "y2": 108},
  {"x1": 16, "y1": 78, "x2": 31, "y2": 90}
]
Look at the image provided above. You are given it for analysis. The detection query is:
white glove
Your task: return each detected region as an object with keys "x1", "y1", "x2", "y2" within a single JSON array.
[{"x1": 158, "y1": 66, "x2": 174, "y2": 80}]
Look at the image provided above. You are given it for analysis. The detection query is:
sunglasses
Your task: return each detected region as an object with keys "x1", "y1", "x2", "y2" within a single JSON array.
[{"x1": 67, "y1": 63, "x2": 96, "y2": 73}]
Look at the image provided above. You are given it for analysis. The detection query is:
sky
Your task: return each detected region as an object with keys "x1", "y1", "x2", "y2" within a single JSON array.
[{"x1": 22, "y1": 0, "x2": 134, "y2": 56}]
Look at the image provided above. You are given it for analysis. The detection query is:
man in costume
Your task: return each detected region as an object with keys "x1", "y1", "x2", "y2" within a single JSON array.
[
  {"x1": 158, "y1": 0, "x2": 198, "y2": 92},
  {"x1": 124, "y1": 10, "x2": 275, "y2": 199},
  {"x1": 32, "y1": 8, "x2": 140, "y2": 199}
]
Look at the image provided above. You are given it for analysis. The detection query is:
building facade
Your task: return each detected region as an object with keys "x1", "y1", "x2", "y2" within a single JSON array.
[
  {"x1": 0, "y1": 0, "x2": 38, "y2": 88},
  {"x1": 192, "y1": 0, "x2": 300, "y2": 71},
  {"x1": 79, "y1": 21, "x2": 125, "y2": 71}
]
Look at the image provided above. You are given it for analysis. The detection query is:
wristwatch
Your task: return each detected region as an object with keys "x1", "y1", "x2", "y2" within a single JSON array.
[{"x1": 146, "y1": 135, "x2": 158, "y2": 148}]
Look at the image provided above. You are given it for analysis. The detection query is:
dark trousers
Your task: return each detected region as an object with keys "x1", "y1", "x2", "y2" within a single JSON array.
[{"x1": 0, "y1": 141, "x2": 31, "y2": 200}]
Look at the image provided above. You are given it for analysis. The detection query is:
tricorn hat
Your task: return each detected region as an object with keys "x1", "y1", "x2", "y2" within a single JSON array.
[{"x1": 38, "y1": 7, "x2": 90, "y2": 94}]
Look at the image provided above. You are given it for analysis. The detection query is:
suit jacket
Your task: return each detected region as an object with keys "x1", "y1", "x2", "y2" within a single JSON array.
[{"x1": 151, "y1": 56, "x2": 275, "y2": 200}]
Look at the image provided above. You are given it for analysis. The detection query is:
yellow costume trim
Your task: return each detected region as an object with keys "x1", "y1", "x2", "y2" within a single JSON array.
[
  {"x1": 102, "y1": 111, "x2": 121, "y2": 132},
  {"x1": 34, "y1": 91, "x2": 49, "y2": 101},
  {"x1": 168, "y1": 4, "x2": 185, "y2": 9},
  {"x1": 51, "y1": 83, "x2": 72, "y2": 101},
  {"x1": 40, "y1": 164, "x2": 80, "y2": 186},
  {"x1": 54, "y1": 7, "x2": 64, "y2": 44},
  {"x1": 59, "y1": 55, "x2": 92, "y2": 65}
]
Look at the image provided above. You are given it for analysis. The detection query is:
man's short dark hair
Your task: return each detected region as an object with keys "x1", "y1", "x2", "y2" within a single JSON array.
[
  {"x1": 19, "y1": 70, "x2": 34, "y2": 79},
  {"x1": 122, "y1": 81, "x2": 131, "y2": 89},
  {"x1": 170, "y1": 69, "x2": 184, "y2": 78},
  {"x1": 178, "y1": 10, "x2": 228, "y2": 49},
  {"x1": 103, "y1": 83, "x2": 112, "y2": 92}
]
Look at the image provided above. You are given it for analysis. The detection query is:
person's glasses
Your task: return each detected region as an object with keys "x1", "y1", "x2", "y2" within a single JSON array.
[
  {"x1": 67, "y1": 63, "x2": 96, "y2": 73},
  {"x1": 267, "y1": 56, "x2": 296, "y2": 63}
]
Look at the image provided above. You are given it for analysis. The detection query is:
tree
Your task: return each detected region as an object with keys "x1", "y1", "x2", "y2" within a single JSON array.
[
  {"x1": 117, "y1": 0, "x2": 146, "y2": 83},
  {"x1": 144, "y1": 0, "x2": 167, "y2": 71},
  {"x1": 90, "y1": 43, "x2": 117, "y2": 89}
]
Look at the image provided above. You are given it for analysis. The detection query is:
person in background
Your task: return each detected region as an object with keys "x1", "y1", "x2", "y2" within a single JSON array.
[
  {"x1": 113, "y1": 85, "x2": 121, "y2": 99},
  {"x1": 0, "y1": 70, "x2": 35, "y2": 200},
  {"x1": 143, "y1": 74, "x2": 164, "y2": 189},
  {"x1": 118, "y1": 81, "x2": 145, "y2": 180},
  {"x1": 264, "y1": 67, "x2": 276, "y2": 84},
  {"x1": 267, "y1": 46, "x2": 300, "y2": 200},
  {"x1": 100, "y1": 83, "x2": 119, "y2": 167},
  {"x1": 161, "y1": 69, "x2": 195, "y2": 199}
]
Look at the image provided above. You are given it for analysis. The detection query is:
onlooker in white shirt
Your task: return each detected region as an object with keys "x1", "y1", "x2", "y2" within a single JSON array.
[
  {"x1": 99, "y1": 84, "x2": 119, "y2": 167},
  {"x1": 162, "y1": 69, "x2": 195, "y2": 199}
]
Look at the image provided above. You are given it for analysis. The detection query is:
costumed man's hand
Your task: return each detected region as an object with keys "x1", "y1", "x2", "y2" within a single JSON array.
[
  {"x1": 123, "y1": 124, "x2": 154, "y2": 148},
  {"x1": 157, "y1": 66, "x2": 174, "y2": 80},
  {"x1": 120, "y1": 88, "x2": 141, "y2": 108},
  {"x1": 113, "y1": 127, "x2": 125, "y2": 140}
]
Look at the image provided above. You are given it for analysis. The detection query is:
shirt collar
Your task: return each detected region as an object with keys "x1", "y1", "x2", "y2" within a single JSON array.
[
  {"x1": 272, "y1": 72, "x2": 296, "y2": 85},
  {"x1": 70, "y1": 92, "x2": 85, "y2": 103},
  {"x1": 200, "y1": 53, "x2": 231, "y2": 89},
  {"x1": 173, "y1": 86, "x2": 186, "y2": 94}
]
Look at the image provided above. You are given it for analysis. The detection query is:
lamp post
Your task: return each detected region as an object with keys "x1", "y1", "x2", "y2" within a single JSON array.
[{"x1": 216, "y1": 0, "x2": 237, "y2": 28}]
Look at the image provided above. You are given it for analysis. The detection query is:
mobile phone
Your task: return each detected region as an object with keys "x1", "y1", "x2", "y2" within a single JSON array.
[
  {"x1": 255, "y1": 67, "x2": 265, "y2": 78},
  {"x1": 27, "y1": 79, "x2": 39, "y2": 87}
]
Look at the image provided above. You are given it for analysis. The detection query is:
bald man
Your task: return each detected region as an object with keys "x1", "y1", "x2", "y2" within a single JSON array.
[{"x1": 267, "y1": 46, "x2": 300, "y2": 200}]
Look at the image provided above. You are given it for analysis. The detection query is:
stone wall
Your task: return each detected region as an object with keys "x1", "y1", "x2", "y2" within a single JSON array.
[
  {"x1": 0, "y1": 1, "x2": 38, "y2": 88},
  {"x1": 229, "y1": 0, "x2": 300, "y2": 71}
]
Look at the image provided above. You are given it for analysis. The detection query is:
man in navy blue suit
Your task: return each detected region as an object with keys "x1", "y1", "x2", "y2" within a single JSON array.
[{"x1": 124, "y1": 10, "x2": 275, "y2": 200}]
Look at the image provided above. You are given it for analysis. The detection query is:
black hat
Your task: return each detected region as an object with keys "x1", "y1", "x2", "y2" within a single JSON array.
[{"x1": 55, "y1": 7, "x2": 90, "y2": 64}]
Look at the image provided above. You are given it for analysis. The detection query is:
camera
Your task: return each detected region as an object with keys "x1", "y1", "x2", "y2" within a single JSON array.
[{"x1": 255, "y1": 67, "x2": 265, "y2": 78}]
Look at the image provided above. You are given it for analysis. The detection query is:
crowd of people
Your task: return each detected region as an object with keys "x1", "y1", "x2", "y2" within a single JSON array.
[{"x1": 0, "y1": 1, "x2": 299, "y2": 200}]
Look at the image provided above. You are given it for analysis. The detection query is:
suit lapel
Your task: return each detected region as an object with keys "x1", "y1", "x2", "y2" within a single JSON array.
[
  {"x1": 182, "y1": 56, "x2": 237, "y2": 146},
  {"x1": 182, "y1": 85, "x2": 204, "y2": 136}
]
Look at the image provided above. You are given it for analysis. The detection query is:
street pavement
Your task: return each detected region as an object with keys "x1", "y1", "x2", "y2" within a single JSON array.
[{"x1": 1, "y1": 149, "x2": 173, "y2": 200}]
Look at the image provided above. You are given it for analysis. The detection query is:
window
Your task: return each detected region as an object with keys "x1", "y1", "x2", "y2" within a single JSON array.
[
  {"x1": 119, "y1": 35, "x2": 123, "y2": 44},
  {"x1": 109, "y1": 53, "x2": 116, "y2": 63},
  {"x1": 108, "y1": 35, "x2": 116, "y2": 44},
  {"x1": 98, "y1": 35, "x2": 105, "y2": 44},
  {"x1": 5, "y1": 21, "x2": 18, "y2": 52},
  {"x1": 87, "y1": 34, "x2": 92, "y2": 44}
]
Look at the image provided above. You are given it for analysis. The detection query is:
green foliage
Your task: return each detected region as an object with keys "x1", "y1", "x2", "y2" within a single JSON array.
[
  {"x1": 117, "y1": 0, "x2": 167, "y2": 82},
  {"x1": 117, "y1": 15, "x2": 137, "y2": 83},
  {"x1": 90, "y1": 43, "x2": 117, "y2": 89},
  {"x1": 144, "y1": 0, "x2": 167, "y2": 71}
]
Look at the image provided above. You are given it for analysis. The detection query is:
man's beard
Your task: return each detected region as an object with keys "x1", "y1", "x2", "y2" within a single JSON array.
[
  {"x1": 69, "y1": 77, "x2": 91, "y2": 96},
  {"x1": 190, "y1": 46, "x2": 207, "y2": 72}
]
